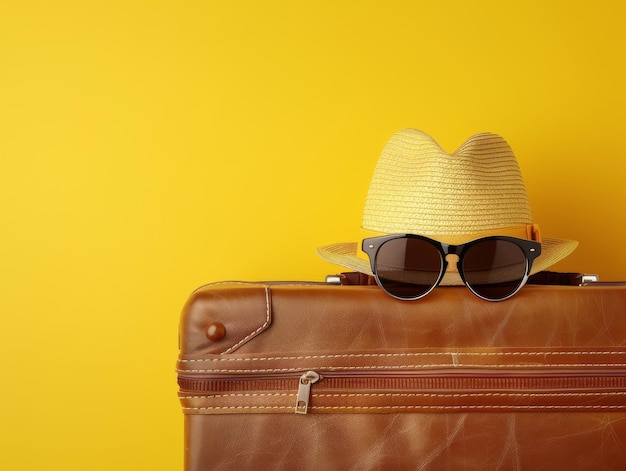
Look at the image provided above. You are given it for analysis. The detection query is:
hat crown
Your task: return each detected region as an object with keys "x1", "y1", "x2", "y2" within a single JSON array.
[{"x1": 362, "y1": 129, "x2": 532, "y2": 236}]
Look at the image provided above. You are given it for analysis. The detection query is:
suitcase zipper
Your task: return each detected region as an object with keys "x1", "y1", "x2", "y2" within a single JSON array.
[
  {"x1": 178, "y1": 367, "x2": 626, "y2": 415},
  {"x1": 295, "y1": 371, "x2": 321, "y2": 414},
  {"x1": 178, "y1": 370, "x2": 323, "y2": 414}
]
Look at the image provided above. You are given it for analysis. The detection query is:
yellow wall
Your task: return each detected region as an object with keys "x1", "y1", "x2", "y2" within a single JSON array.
[{"x1": 1, "y1": 1, "x2": 625, "y2": 469}]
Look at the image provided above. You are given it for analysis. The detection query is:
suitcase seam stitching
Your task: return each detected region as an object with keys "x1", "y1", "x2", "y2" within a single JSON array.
[
  {"x1": 221, "y1": 286, "x2": 271, "y2": 355},
  {"x1": 179, "y1": 351, "x2": 626, "y2": 363},
  {"x1": 181, "y1": 404, "x2": 626, "y2": 411},
  {"x1": 177, "y1": 363, "x2": 626, "y2": 373}
]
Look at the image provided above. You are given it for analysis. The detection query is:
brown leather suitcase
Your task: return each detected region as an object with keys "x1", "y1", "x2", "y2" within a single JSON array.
[{"x1": 177, "y1": 278, "x2": 626, "y2": 470}]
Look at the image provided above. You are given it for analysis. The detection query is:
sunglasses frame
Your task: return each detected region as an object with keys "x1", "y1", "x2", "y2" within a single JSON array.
[{"x1": 362, "y1": 234, "x2": 542, "y2": 301}]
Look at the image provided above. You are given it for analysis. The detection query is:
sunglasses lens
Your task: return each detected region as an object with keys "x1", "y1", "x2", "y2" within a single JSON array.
[
  {"x1": 375, "y1": 237, "x2": 443, "y2": 299},
  {"x1": 462, "y1": 239, "x2": 528, "y2": 300}
]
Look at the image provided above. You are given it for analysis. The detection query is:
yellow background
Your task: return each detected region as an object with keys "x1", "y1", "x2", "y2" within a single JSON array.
[{"x1": 1, "y1": 1, "x2": 625, "y2": 469}]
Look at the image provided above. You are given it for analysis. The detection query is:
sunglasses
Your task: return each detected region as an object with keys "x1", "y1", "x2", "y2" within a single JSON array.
[{"x1": 362, "y1": 234, "x2": 541, "y2": 301}]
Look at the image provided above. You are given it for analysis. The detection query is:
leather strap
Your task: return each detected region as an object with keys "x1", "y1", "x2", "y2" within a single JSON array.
[
  {"x1": 336, "y1": 271, "x2": 588, "y2": 287},
  {"x1": 335, "y1": 272, "x2": 377, "y2": 286},
  {"x1": 527, "y1": 271, "x2": 587, "y2": 286}
]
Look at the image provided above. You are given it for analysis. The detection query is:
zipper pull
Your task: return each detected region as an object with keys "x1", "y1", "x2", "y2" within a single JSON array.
[{"x1": 295, "y1": 371, "x2": 320, "y2": 414}]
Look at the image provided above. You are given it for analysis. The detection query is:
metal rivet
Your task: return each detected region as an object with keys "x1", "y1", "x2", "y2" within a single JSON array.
[{"x1": 206, "y1": 322, "x2": 226, "y2": 342}]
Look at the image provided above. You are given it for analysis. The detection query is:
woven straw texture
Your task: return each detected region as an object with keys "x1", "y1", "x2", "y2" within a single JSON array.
[
  {"x1": 317, "y1": 129, "x2": 578, "y2": 281},
  {"x1": 363, "y1": 129, "x2": 531, "y2": 235}
]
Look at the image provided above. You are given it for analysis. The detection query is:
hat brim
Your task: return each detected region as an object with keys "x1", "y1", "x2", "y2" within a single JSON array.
[{"x1": 317, "y1": 237, "x2": 578, "y2": 286}]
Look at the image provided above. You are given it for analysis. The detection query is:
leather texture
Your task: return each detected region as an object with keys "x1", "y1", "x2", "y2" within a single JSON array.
[{"x1": 178, "y1": 282, "x2": 626, "y2": 470}]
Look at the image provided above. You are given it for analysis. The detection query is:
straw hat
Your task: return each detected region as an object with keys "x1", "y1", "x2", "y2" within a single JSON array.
[{"x1": 317, "y1": 129, "x2": 578, "y2": 284}]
